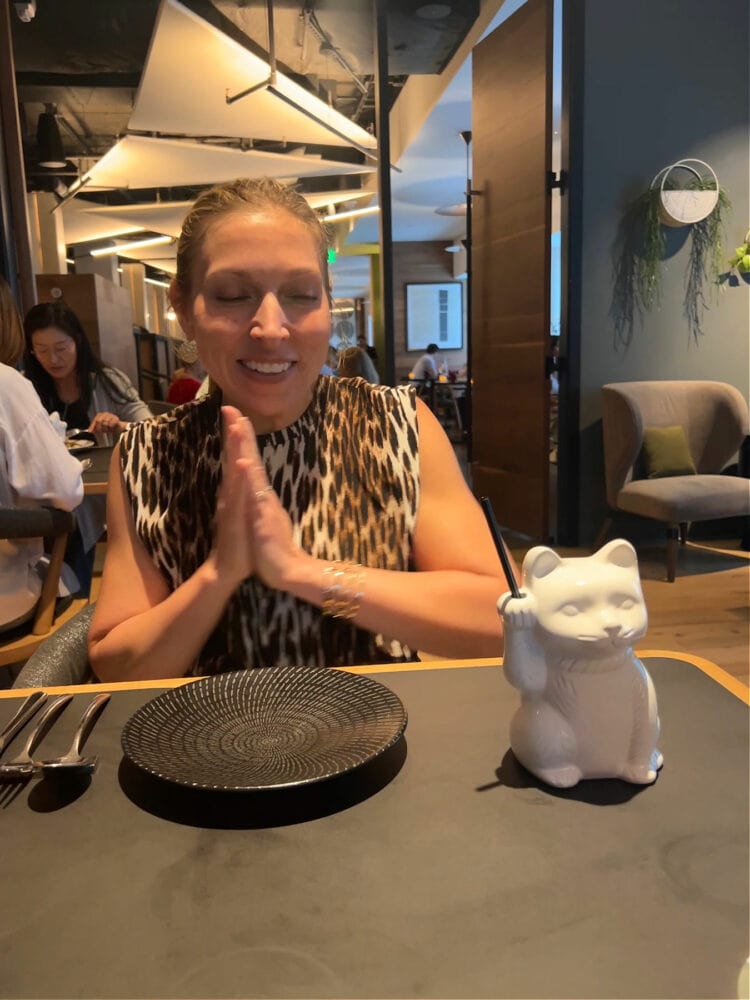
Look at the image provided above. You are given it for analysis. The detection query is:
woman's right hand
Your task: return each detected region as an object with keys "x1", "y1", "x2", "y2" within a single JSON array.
[{"x1": 209, "y1": 407, "x2": 256, "y2": 587}]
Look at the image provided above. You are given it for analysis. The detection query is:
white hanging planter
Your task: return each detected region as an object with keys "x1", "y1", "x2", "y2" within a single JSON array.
[{"x1": 650, "y1": 158, "x2": 720, "y2": 227}]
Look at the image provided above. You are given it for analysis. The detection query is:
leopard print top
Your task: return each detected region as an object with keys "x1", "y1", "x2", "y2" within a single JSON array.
[{"x1": 120, "y1": 376, "x2": 420, "y2": 673}]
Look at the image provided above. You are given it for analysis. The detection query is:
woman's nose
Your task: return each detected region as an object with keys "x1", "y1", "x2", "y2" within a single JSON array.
[{"x1": 249, "y1": 294, "x2": 289, "y2": 339}]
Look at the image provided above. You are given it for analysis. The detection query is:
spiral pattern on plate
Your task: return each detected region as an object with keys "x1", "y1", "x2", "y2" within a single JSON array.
[{"x1": 121, "y1": 667, "x2": 407, "y2": 791}]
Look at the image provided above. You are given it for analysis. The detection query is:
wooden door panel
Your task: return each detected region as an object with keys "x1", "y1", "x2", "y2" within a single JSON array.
[{"x1": 470, "y1": 0, "x2": 552, "y2": 540}]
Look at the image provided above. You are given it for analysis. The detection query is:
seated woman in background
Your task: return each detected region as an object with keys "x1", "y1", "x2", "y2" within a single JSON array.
[
  {"x1": 23, "y1": 301, "x2": 152, "y2": 594},
  {"x1": 89, "y1": 177, "x2": 510, "y2": 682},
  {"x1": 23, "y1": 302, "x2": 152, "y2": 439},
  {"x1": 167, "y1": 338, "x2": 207, "y2": 405},
  {"x1": 336, "y1": 345, "x2": 380, "y2": 384},
  {"x1": 0, "y1": 276, "x2": 83, "y2": 632}
]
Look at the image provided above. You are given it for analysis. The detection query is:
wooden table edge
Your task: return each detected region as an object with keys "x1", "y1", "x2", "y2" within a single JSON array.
[{"x1": 2, "y1": 650, "x2": 747, "y2": 704}]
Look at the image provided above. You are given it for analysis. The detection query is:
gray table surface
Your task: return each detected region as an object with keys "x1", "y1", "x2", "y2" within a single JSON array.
[
  {"x1": 81, "y1": 445, "x2": 113, "y2": 488},
  {"x1": 0, "y1": 659, "x2": 747, "y2": 1000}
]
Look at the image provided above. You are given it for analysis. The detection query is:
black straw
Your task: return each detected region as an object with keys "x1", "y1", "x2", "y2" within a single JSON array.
[{"x1": 480, "y1": 496, "x2": 521, "y2": 599}]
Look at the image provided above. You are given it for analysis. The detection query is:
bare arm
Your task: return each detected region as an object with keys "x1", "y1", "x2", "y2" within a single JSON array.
[
  {"x1": 243, "y1": 399, "x2": 515, "y2": 658},
  {"x1": 88, "y1": 417, "x2": 256, "y2": 681}
]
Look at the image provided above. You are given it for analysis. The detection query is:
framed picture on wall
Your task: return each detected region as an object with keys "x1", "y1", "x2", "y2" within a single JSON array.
[{"x1": 405, "y1": 281, "x2": 463, "y2": 351}]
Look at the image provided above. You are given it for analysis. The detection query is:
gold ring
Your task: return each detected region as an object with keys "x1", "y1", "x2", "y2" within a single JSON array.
[{"x1": 254, "y1": 486, "x2": 274, "y2": 499}]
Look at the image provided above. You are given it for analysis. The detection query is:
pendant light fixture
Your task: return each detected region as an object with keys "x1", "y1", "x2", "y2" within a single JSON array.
[{"x1": 36, "y1": 104, "x2": 66, "y2": 169}]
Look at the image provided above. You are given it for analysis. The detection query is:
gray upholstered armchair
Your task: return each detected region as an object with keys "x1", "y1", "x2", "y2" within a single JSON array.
[{"x1": 597, "y1": 380, "x2": 750, "y2": 581}]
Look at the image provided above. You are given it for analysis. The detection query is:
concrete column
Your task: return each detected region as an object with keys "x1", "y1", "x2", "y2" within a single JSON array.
[
  {"x1": 27, "y1": 191, "x2": 66, "y2": 275},
  {"x1": 146, "y1": 283, "x2": 169, "y2": 334},
  {"x1": 120, "y1": 262, "x2": 150, "y2": 329},
  {"x1": 73, "y1": 246, "x2": 120, "y2": 283}
]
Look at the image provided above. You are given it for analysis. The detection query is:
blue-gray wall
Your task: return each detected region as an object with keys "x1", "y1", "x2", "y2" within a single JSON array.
[{"x1": 568, "y1": 0, "x2": 749, "y2": 541}]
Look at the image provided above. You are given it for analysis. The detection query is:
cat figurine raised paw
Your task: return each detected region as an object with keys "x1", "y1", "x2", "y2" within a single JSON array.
[{"x1": 498, "y1": 539, "x2": 662, "y2": 788}]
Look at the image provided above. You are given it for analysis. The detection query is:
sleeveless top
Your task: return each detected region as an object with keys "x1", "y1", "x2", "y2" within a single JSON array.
[{"x1": 119, "y1": 376, "x2": 420, "y2": 674}]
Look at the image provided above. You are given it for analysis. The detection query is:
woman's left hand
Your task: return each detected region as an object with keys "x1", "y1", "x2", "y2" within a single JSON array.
[
  {"x1": 89, "y1": 411, "x2": 126, "y2": 435},
  {"x1": 223, "y1": 406, "x2": 307, "y2": 591}
]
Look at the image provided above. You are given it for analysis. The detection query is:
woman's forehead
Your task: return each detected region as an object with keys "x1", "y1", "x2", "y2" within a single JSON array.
[
  {"x1": 204, "y1": 207, "x2": 314, "y2": 246},
  {"x1": 196, "y1": 208, "x2": 323, "y2": 275},
  {"x1": 31, "y1": 326, "x2": 72, "y2": 340}
]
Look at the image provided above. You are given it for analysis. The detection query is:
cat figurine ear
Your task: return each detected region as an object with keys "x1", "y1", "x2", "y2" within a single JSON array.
[
  {"x1": 499, "y1": 539, "x2": 662, "y2": 788},
  {"x1": 596, "y1": 538, "x2": 639, "y2": 569},
  {"x1": 522, "y1": 545, "x2": 562, "y2": 581}
]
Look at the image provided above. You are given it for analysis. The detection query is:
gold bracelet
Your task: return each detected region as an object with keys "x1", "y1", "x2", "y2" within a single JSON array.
[{"x1": 322, "y1": 560, "x2": 365, "y2": 620}]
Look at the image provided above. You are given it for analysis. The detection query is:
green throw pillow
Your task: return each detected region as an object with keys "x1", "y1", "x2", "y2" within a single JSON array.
[{"x1": 642, "y1": 425, "x2": 697, "y2": 479}]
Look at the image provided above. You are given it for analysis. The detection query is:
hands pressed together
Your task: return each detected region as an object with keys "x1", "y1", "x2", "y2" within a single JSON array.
[{"x1": 212, "y1": 405, "x2": 308, "y2": 593}]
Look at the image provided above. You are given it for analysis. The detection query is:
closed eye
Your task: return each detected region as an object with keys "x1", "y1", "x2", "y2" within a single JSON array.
[
  {"x1": 616, "y1": 596, "x2": 637, "y2": 610},
  {"x1": 282, "y1": 291, "x2": 320, "y2": 303},
  {"x1": 560, "y1": 604, "x2": 581, "y2": 616}
]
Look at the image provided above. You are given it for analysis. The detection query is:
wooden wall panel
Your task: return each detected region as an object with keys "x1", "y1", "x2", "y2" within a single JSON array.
[
  {"x1": 392, "y1": 241, "x2": 467, "y2": 380},
  {"x1": 470, "y1": 0, "x2": 552, "y2": 540}
]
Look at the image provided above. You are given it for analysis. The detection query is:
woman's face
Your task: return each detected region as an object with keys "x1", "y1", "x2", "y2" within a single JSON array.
[
  {"x1": 30, "y1": 327, "x2": 78, "y2": 384},
  {"x1": 174, "y1": 208, "x2": 331, "y2": 432}
]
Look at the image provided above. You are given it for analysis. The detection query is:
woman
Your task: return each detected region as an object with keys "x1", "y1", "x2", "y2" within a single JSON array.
[
  {"x1": 23, "y1": 302, "x2": 152, "y2": 437},
  {"x1": 336, "y1": 345, "x2": 380, "y2": 383},
  {"x1": 89, "y1": 177, "x2": 510, "y2": 681},
  {"x1": 0, "y1": 276, "x2": 83, "y2": 631}
]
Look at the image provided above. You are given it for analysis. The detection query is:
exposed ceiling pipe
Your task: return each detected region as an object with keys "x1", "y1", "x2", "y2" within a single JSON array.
[
  {"x1": 303, "y1": 7, "x2": 368, "y2": 96},
  {"x1": 225, "y1": 0, "x2": 376, "y2": 162}
]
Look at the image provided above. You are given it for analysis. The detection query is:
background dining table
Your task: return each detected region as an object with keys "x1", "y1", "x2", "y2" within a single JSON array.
[
  {"x1": 0, "y1": 653, "x2": 747, "y2": 1000},
  {"x1": 80, "y1": 444, "x2": 114, "y2": 495}
]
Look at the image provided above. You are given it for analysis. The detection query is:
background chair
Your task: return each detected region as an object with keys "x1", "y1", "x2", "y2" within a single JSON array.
[
  {"x1": 0, "y1": 507, "x2": 88, "y2": 669},
  {"x1": 597, "y1": 380, "x2": 750, "y2": 581},
  {"x1": 12, "y1": 603, "x2": 95, "y2": 688}
]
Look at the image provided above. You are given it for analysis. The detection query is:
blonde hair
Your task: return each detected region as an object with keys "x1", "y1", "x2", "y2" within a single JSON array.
[
  {"x1": 173, "y1": 177, "x2": 332, "y2": 301},
  {"x1": 0, "y1": 274, "x2": 25, "y2": 366}
]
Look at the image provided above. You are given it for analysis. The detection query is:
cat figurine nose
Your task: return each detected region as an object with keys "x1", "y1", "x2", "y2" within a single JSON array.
[{"x1": 498, "y1": 538, "x2": 662, "y2": 788}]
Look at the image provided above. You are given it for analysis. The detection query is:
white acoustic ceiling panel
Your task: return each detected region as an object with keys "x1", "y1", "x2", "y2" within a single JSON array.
[
  {"x1": 80, "y1": 200, "x2": 192, "y2": 239},
  {"x1": 61, "y1": 198, "x2": 144, "y2": 246},
  {"x1": 129, "y1": 0, "x2": 377, "y2": 155},
  {"x1": 72, "y1": 135, "x2": 374, "y2": 194},
  {"x1": 78, "y1": 189, "x2": 373, "y2": 237}
]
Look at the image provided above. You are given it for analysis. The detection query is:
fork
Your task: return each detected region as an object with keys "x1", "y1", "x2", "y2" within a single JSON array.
[
  {"x1": 0, "y1": 695, "x2": 72, "y2": 803},
  {"x1": 39, "y1": 693, "x2": 111, "y2": 776},
  {"x1": 0, "y1": 691, "x2": 47, "y2": 757}
]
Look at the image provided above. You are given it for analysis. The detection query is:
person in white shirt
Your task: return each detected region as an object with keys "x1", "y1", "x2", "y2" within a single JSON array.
[
  {"x1": 0, "y1": 276, "x2": 83, "y2": 632},
  {"x1": 411, "y1": 343, "x2": 440, "y2": 380}
]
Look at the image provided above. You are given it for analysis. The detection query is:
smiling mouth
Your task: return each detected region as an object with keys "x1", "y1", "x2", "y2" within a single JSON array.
[{"x1": 238, "y1": 360, "x2": 292, "y2": 374}]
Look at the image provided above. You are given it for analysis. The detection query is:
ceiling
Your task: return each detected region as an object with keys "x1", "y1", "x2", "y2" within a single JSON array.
[{"x1": 11, "y1": 0, "x2": 521, "y2": 299}]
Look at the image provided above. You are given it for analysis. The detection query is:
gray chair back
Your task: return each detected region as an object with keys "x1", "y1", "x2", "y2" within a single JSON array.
[{"x1": 12, "y1": 603, "x2": 95, "y2": 688}]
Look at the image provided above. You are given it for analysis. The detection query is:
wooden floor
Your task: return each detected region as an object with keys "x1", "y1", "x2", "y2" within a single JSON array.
[{"x1": 508, "y1": 537, "x2": 750, "y2": 689}]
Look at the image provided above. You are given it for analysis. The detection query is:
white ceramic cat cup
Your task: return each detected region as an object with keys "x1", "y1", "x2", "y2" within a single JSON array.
[{"x1": 498, "y1": 538, "x2": 663, "y2": 789}]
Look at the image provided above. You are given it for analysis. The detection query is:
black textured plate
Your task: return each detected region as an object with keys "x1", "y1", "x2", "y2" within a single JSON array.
[{"x1": 121, "y1": 667, "x2": 407, "y2": 792}]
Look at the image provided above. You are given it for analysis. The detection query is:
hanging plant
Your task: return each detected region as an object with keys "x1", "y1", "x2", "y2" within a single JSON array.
[
  {"x1": 611, "y1": 159, "x2": 731, "y2": 348},
  {"x1": 728, "y1": 229, "x2": 750, "y2": 274}
]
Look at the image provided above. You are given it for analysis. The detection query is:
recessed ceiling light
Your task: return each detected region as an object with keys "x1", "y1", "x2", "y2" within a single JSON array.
[{"x1": 416, "y1": 4, "x2": 452, "y2": 20}]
